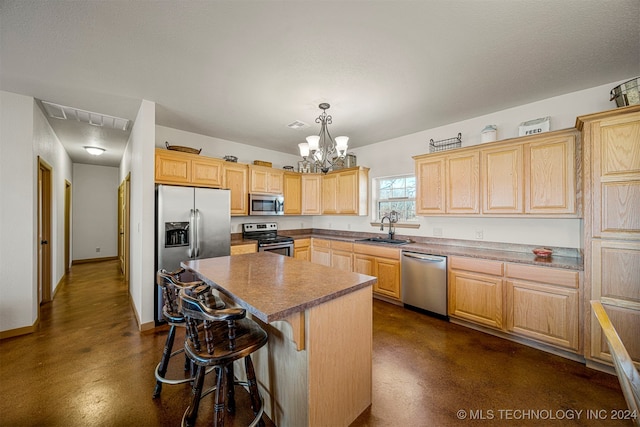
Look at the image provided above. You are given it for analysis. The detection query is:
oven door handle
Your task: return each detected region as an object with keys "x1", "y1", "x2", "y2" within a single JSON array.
[{"x1": 259, "y1": 241, "x2": 293, "y2": 248}]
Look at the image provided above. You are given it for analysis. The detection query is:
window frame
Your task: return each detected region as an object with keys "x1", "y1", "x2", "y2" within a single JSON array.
[{"x1": 372, "y1": 174, "x2": 418, "y2": 225}]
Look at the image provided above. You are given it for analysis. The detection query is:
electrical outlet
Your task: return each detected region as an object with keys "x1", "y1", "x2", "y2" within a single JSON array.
[
  {"x1": 347, "y1": 224, "x2": 351, "y2": 230},
  {"x1": 433, "y1": 227, "x2": 443, "y2": 237},
  {"x1": 96, "y1": 247, "x2": 101, "y2": 253},
  {"x1": 475, "y1": 230, "x2": 484, "y2": 240},
  {"x1": 328, "y1": 223, "x2": 332, "y2": 229}
]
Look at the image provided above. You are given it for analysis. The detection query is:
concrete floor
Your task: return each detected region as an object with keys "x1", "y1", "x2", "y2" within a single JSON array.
[{"x1": 0, "y1": 260, "x2": 631, "y2": 426}]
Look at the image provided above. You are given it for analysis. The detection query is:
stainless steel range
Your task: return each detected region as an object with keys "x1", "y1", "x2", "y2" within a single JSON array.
[{"x1": 242, "y1": 222, "x2": 294, "y2": 257}]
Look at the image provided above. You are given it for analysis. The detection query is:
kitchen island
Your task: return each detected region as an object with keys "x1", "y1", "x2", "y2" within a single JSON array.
[{"x1": 182, "y1": 251, "x2": 377, "y2": 427}]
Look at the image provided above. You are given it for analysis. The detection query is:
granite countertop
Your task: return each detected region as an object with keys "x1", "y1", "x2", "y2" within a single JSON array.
[
  {"x1": 278, "y1": 229, "x2": 584, "y2": 271},
  {"x1": 182, "y1": 252, "x2": 377, "y2": 323}
]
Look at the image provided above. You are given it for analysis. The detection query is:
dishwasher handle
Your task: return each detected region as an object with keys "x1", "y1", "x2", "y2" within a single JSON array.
[{"x1": 402, "y1": 252, "x2": 445, "y2": 262}]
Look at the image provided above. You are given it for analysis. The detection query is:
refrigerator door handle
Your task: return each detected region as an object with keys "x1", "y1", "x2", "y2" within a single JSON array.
[
  {"x1": 194, "y1": 209, "x2": 201, "y2": 257},
  {"x1": 189, "y1": 209, "x2": 196, "y2": 258}
]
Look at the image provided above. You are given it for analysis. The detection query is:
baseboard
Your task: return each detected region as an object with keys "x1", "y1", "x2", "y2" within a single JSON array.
[
  {"x1": 52, "y1": 274, "x2": 66, "y2": 299},
  {"x1": 72, "y1": 256, "x2": 118, "y2": 265},
  {"x1": 0, "y1": 320, "x2": 38, "y2": 340},
  {"x1": 127, "y1": 291, "x2": 156, "y2": 332}
]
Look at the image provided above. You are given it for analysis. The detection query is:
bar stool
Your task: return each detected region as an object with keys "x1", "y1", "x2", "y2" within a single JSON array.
[
  {"x1": 153, "y1": 268, "x2": 225, "y2": 399},
  {"x1": 179, "y1": 287, "x2": 268, "y2": 427}
]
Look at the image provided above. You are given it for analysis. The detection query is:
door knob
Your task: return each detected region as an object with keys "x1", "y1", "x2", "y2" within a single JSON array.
[{"x1": 41, "y1": 240, "x2": 48, "y2": 245}]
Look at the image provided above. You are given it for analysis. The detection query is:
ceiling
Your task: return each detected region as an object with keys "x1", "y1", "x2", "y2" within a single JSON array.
[{"x1": 1, "y1": 1, "x2": 639, "y2": 167}]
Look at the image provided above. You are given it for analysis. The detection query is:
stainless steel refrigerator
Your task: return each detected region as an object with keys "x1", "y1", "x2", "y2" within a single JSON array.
[{"x1": 155, "y1": 184, "x2": 231, "y2": 322}]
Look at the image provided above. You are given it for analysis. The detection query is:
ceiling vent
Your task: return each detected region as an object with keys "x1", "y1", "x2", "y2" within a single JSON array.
[
  {"x1": 41, "y1": 101, "x2": 130, "y2": 131},
  {"x1": 287, "y1": 120, "x2": 309, "y2": 130}
]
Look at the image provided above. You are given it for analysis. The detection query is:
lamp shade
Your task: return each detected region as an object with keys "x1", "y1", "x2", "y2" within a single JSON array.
[
  {"x1": 298, "y1": 142, "x2": 310, "y2": 157},
  {"x1": 335, "y1": 136, "x2": 349, "y2": 150},
  {"x1": 306, "y1": 135, "x2": 320, "y2": 151}
]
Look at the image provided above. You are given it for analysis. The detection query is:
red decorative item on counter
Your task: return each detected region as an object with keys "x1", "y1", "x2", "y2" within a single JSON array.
[{"x1": 532, "y1": 247, "x2": 553, "y2": 258}]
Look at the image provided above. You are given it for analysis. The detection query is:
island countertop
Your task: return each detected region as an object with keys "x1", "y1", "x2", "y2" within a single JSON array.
[{"x1": 182, "y1": 251, "x2": 377, "y2": 323}]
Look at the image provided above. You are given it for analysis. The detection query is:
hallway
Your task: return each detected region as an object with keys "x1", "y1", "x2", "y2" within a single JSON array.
[{"x1": 0, "y1": 260, "x2": 630, "y2": 426}]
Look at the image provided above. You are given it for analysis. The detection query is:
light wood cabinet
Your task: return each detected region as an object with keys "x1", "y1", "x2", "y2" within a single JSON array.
[
  {"x1": 321, "y1": 167, "x2": 369, "y2": 215},
  {"x1": 283, "y1": 172, "x2": 302, "y2": 215},
  {"x1": 155, "y1": 149, "x2": 223, "y2": 188},
  {"x1": 330, "y1": 240, "x2": 353, "y2": 272},
  {"x1": 302, "y1": 174, "x2": 322, "y2": 215},
  {"x1": 230, "y1": 243, "x2": 256, "y2": 255},
  {"x1": 249, "y1": 165, "x2": 284, "y2": 194},
  {"x1": 449, "y1": 256, "x2": 504, "y2": 329},
  {"x1": 294, "y1": 238, "x2": 311, "y2": 261},
  {"x1": 353, "y1": 243, "x2": 401, "y2": 301},
  {"x1": 578, "y1": 105, "x2": 640, "y2": 370},
  {"x1": 481, "y1": 145, "x2": 523, "y2": 214},
  {"x1": 311, "y1": 238, "x2": 331, "y2": 266},
  {"x1": 505, "y1": 263, "x2": 580, "y2": 351},
  {"x1": 524, "y1": 132, "x2": 578, "y2": 215},
  {"x1": 414, "y1": 129, "x2": 579, "y2": 217},
  {"x1": 223, "y1": 163, "x2": 248, "y2": 216}
]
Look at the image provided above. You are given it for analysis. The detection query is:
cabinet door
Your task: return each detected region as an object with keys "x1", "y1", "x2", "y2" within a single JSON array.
[
  {"x1": 302, "y1": 174, "x2": 322, "y2": 215},
  {"x1": 191, "y1": 157, "x2": 223, "y2": 187},
  {"x1": 525, "y1": 134, "x2": 577, "y2": 214},
  {"x1": 375, "y1": 258, "x2": 401, "y2": 300},
  {"x1": 415, "y1": 157, "x2": 446, "y2": 214},
  {"x1": 590, "y1": 239, "x2": 640, "y2": 368},
  {"x1": 294, "y1": 246, "x2": 310, "y2": 261},
  {"x1": 223, "y1": 163, "x2": 248, "y2": 216},
  {"x1": 249, "y1": 168, "x2": 269, "y2": 193},
  {"x1": 354, "y1": 253, "x2": 375, "y2": 276},
  {"x1": 331, "y1": 249, "x2": 353, "y2": 272},
  {"x1": 591, "y1": 114, "x2": 640, "y2": 238},
  {"x1": 322, "y1": 174, "x2": 338, "y2": 214},
  {"x1": 311, "y1": 239, "x2": 331, "y2": 266},
  {"x1": 336, "y1": 170, "x2": 358, "y2": 214},
  {"x1": 506, "y1": 280, "x2": 579, "y2": 350},
  {"x1": 283, "y1": 172, "x2": 302, "y2": 215},
  {"x1": 446, "y1": 151, "x2": 479, "y2": 214},
  {"x1": 482, "y1": 145, "x2": 523, "y2": 214},
  {"x1": 155, "y1": 150, "x2": 191, "y2": 184},
  {"x1": 449, "y1": 270, "x2": 502, "y2": 329},
  {"x1": 267, "y1": 170, "x2": 284, "y2": 194}
]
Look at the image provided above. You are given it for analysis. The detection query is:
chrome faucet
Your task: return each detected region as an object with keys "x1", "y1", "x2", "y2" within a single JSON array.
[{"x1": 380, "y1": 211, "x2": 397, "y2": 240}]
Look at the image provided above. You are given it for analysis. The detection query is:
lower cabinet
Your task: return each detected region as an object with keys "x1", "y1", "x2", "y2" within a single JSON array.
[
  {"x1": 230, "y1": 243, "x2": 257, "y2": 255},
  {"x1": 310, "y1": 238, "x2": 331, "y2": 266},
  {"x1": 449, "y1": 257, "x2": 504, "y2": 329},
  {"x1": 330, "y1": 240, "x2": 353, "y2": 272},
  {"x1": 505, "y1": 263, "x2": 580, "y2": 351},
  {"x1": 353, "y1": 244, "x2": 401, "y2": 301},
  {"x1": 294, "y1": 238, "x2": 311, "y2": 261},
  {"x1": 448, "y1": 256, "x2": 581, "y2": 353}
]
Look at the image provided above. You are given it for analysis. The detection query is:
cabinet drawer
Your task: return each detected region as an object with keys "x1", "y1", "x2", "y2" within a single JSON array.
[
  {"x1": 505, "y1": 263, "x2": 579, "y2": 289},
  {"x1": 331, "y1": 240, "x2": 353, "y2": 252},
  {"x1": 294, "y1": 238, "x2": 310, "y2": 248},
  {"x1": 450, "y1": 256, "x2": 503, "y2": 276},
  {"x1": 352, "y1": 243, "x2": 400, "y2": 260},
  {"x1": 312, "y1": 238, "x2": 330, "y2": 248}
]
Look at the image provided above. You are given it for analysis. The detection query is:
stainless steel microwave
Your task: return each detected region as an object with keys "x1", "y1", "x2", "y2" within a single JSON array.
[{"x1": 249, "y1": 194, "x2": 284, "y2": 215}]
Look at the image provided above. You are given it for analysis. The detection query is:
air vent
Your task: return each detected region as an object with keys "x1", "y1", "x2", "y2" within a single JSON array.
[
  {"x1": 41, "y1": 101, "x2": 130, "y2": 131},
  {"x1": 287, "y1": 120, "x2": 308, "y2": 130}
]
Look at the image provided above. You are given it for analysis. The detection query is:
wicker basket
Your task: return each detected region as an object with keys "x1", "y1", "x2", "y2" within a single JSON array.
[{"x1": 165, "y1": 141, "x2": 201, "y2": 155}]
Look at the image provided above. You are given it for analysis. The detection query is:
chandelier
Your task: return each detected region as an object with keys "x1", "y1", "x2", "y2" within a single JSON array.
[{"x1": 298, "y1": 103, "x2": 349, "y2": 174}]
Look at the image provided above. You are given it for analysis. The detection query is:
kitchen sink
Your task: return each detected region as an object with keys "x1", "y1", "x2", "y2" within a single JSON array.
[{"x1": 356, "y1": 237, "x2": 411, "y2": 245}]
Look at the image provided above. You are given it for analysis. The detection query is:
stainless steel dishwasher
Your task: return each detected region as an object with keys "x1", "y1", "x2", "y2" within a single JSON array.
[{"x1": 401, "y1": 251, "x2": 448, "y2": 318}]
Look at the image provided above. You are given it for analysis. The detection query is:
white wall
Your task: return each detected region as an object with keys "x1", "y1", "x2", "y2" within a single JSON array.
[
  {"x1": 120, "y1": 99, "x2": 156, "y2": 329},
  {"x1": 72, "y1": 164, "x2": 119, "y2": 260},
  {"x1": 313, "y1": 81, "x2": 628, "y2": 249},
  {"x1": 0, "y1": 91, "x2": 37, "y2": 332},
  {"x1": 32, "y1": 101, "x2": 73, "y2": 292},
  {"x1": 0, "y1": 91, "x2": 73, "y2": 333}
]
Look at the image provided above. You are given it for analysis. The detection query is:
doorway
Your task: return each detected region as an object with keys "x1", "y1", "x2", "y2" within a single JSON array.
[{"x1": 38, "y1": 158, "x2": 52, "y2": 306}]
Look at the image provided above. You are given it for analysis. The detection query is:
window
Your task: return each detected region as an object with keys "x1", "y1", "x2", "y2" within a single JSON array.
[{"x1": 375, "y1": 175, "x2": 416, "y2": 222}]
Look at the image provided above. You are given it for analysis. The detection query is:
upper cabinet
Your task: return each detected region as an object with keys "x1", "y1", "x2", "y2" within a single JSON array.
[
  {"x1": 155, "y1": 149, "x2": 223, "y2": 188},
  {"x1": 283, "y1": 172, "x2": 302, "y2": 215},
  {"x1": 223, "y1": 162, "x2": 248, "y2": 216},
  {"x1": 414, "y1": 128, "x2": 579, "y2": 217},
  {"x1": 302, "y1": 174, "x2": 322, "y2": 215},
  {"x1": 249, "y1": 165, "x2": 284, "y2": 194},
  {"x1": 321, "y1": 167, "x2": 369, "y2": 215}
]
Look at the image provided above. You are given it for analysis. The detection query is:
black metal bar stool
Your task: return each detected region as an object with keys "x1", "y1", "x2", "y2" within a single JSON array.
[
  {"x1": 179, "y1": 287, "x2": 268, "y2": 427},
  {"x1": 153, "y1": 268, "x2": 225, "y2": 398}
]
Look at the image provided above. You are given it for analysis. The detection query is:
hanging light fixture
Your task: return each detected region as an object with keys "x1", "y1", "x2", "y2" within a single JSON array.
[{"x1": 298, "y1": 103, "x2": 348, "y2": 174}]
